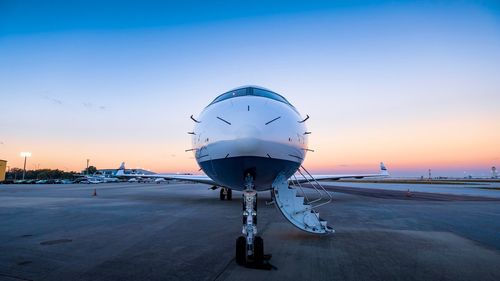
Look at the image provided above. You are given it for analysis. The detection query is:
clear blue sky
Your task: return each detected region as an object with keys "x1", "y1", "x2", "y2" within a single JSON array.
[{"x1": 1, "y1": 0, "x2": 499, "y2": 177}]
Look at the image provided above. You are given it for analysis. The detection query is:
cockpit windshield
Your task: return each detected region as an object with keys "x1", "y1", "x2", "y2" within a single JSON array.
[{"x1": 209, "y1": 87, "x2": 293, "y2": 107}]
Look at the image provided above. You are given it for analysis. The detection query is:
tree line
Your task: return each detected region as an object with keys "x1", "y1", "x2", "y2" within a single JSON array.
[{"x1": 5, "y1": 166, "x2": 97, "y2": 180}]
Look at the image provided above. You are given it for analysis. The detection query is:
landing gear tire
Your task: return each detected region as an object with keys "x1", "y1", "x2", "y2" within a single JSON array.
[
  {"x1": 236, "y1": 236, "x2": 246, "y2": 265},
  {"x1": 227, "y1": 189, "x2": 232, "y2": 200},
  {"x1": 219, "y1": 188, "x2": 225, "y2": 200},
  {"x1": 253, "y1": 236, "x2": 264, "y2": 263}
]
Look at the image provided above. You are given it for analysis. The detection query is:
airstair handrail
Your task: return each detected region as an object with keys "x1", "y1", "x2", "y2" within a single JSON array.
[
  {"x1": 290, "y1": 165, "x2": 333, "y2": 211},
  {"x1": 300, "y1": 165, "x2": 333, "y2": 209}
]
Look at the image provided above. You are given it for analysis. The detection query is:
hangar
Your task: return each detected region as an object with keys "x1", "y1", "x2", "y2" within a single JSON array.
[{"x1": 0, "y1": 159, "x2": 6, "y2": 182}]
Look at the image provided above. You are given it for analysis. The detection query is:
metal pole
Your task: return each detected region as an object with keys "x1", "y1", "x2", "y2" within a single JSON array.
[{"x1": 22, "y1": 156, "x2": 27, "y2": 180}]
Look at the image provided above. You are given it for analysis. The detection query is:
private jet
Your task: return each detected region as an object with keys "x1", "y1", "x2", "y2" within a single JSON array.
[
  {"x1": 116, "y1": 86, "x2": 388, "y2": 266},
  {"x1": 74, "y1": 175, "x2": 117, "y2": 184}
]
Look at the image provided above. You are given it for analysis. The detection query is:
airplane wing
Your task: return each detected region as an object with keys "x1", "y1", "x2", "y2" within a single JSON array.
[
  {"x1": 114, "y1": 163, "x2": 217, "y2": 185},
  {"x1": 292, "y1": 162, "x2": 389, "y2": 183},
  {"x1": 114, "y1": 162, "x2": 388, "y2": 187},
  {"x1": 150, "y1": 174, "x2": 216, "y2": 185}
]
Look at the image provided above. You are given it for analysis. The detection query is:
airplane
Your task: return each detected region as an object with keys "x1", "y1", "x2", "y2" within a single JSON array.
[
  {"x1": 81, "y1": 173, "x2": 120, "y2": 183},
  {"x1": 116, "y1": 85, "x2": 389, "y2": 266},
  {"x1": 75, "y1": 175, "x2": 118, "y2": 184},
  {"x1": 113, "y1": 162, "x2": 189, "y2": 183}
]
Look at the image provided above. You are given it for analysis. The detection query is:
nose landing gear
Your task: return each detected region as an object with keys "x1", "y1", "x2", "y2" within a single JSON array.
[{"x1": 235, "y1": 174, "x2": 272, "y2": 269}]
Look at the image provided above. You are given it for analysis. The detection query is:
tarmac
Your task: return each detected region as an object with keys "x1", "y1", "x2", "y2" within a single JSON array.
[
  {"x1": 0, "y1": 182, "x2": 499, "y2": 281},
  {"x1": 322, "y1": 181, "x2": 500, "y2": 199}
]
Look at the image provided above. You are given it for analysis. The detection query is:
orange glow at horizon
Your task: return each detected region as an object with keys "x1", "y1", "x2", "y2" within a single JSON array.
[{"x1": 303, "y1": 112, "x2": 499, "y2": 175}]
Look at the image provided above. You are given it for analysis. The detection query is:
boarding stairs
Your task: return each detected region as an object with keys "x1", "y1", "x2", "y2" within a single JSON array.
[{"x1": 272, "y1": 166, "x2": 334, "y2": 234}]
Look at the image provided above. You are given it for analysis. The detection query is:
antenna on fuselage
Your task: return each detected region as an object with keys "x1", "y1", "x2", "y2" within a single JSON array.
[
  {"x1": 190, "y1": 115, "x2": 201, "y2": 123},
  {"x1": 298, "y1": 114, "x2": 309, "y2": 123}
]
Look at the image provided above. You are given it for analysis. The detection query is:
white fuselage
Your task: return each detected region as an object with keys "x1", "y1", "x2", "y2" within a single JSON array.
[{"x1": 191, "y1": 86, "x2": 308, "y2": 191}]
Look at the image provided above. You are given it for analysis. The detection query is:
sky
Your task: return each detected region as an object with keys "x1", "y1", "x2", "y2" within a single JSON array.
[{"x1": 0, "y1": 0, "x2": 499, "y2": 177}]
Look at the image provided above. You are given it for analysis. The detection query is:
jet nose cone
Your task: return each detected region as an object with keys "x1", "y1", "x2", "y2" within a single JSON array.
[
  {"x1": 235, "y1": 124, "x2": 261, "y2": 139},
  {"x1": 234, "y1": 124, "x2": 262, "y2": 154}
]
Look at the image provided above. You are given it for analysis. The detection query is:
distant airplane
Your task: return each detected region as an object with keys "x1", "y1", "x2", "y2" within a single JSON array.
[
  {"x1": 81, "y1": 175, "x2": 119, "y2": 184},
  {"x1": 116, "y1": 86, "x2": 388, "y2": 266},
  {"x1": 77, "y1": 164, "x2": 135, "y2": 184}
]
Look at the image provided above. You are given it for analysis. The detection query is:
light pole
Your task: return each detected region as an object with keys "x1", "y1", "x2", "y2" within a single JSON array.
[
  {"x1": 20, "y1": 152, "x2": 31, "y2": 180},
  {"x1": 86, "y1": 159, "x2": 90, "y2": 175}
]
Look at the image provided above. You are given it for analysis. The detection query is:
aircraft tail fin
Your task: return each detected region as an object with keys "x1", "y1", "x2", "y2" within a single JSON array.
[
  {"x1": 380, "y1": 162, "x2": 389, "y2": 176},
  {"x1": 116, "y1": 162, "x2": 126, "y2": 176}
]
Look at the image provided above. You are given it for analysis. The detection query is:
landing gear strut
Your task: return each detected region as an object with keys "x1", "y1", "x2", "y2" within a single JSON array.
[
  {"x1": 219, "y1": 187, "x2": 232, "y2": 200},
  {"x1": 235, "y1": 174, "x2": 271, "y2": 268}
]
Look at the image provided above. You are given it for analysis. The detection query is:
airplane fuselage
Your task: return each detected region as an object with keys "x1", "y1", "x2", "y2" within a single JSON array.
[{"x1": 192, "y1": 86, "x2": 308, "y2": 191}]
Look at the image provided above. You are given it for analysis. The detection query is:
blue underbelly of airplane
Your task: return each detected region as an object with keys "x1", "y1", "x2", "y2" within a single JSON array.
[{"x1": 198, "y1": 156, "x2": 300, "y2": 191}]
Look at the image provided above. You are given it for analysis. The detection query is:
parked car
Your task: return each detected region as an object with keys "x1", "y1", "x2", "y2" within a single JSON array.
[
  {"x1": 73, "y1": 178, "x2": 88, "y2": 183},
  {"x1": 0, "y1": 180, "x2": 15, "y2": 184}
]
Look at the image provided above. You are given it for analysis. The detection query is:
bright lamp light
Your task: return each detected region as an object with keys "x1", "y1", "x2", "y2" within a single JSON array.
[{"x1": 20, "y1": 152, "x2": 32, "y2": 158}]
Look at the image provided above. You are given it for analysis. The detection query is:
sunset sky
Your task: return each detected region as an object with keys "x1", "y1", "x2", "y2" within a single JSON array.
[{"x1": 1, "y1": 0, "x2": 499, "y2": 177}]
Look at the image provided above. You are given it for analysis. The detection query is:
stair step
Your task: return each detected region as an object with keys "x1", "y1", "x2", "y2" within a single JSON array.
[
  {"x1": 294, "y1": 196, "x2": 304, "y2": 205},
  {"x1": 272, "y1": 175, "x2": 333, "y2": 234}
]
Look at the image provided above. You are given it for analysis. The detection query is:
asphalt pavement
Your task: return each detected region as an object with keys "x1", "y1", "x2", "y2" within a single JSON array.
[{"x1": 0, "y1": 182, "x2": 499, "y2": 281}]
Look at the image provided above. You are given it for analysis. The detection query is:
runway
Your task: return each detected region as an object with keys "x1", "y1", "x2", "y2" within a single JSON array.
[
  {"x1": 0, "y1": 182, "x2": 499, "y2": 281},
  {"x1": 322, "y1": 180, "x2": 500, "y2": 199}
]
